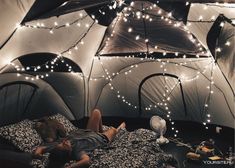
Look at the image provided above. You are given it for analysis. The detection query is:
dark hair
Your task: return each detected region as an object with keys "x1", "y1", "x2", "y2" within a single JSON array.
[{"x1": 49, "y1": 146, "x2": 71, "y2": 162}]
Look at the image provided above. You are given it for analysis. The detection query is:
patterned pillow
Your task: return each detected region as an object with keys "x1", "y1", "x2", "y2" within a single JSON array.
[
  {"x1": 31, "y1": 153, "x2": 50, "y2": 168},
  {"x1": 0, "y1": 120, "x2": 43, "y2": 153},
  {"x1": 48, "y1": 114, "x2": 77, "y2": 134}
]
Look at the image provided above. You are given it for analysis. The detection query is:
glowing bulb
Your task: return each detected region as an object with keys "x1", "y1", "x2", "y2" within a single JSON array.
[
  {"x1": 216, "y1": 48, "x2": 221, "y2": 52},
  {"x1": 128, "y1": 27, "x2": 133, "y2": 32},
  {"x1": 225, "y1": 41, "x2": 230, "y2": 46},
  {"x1": 211, "y1": 16, "x2": 216, "y2": 21},
  {"x1": 199, "y1": 16, "x2": 203, "y2": 21},
  {"x1": 135, "y1": 35, "x2": 140, "y2": 40},
  {"x1": 220, "y1": 22, "x2": 224, "y2": 27},
  {"x1": 136, "y1": 11, "x2": 141, "y2": 16}
]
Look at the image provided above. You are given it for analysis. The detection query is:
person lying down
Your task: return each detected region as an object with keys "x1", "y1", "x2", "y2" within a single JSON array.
[{"x1": 33, "y1": 109, "x2": 126, "y2": 168}]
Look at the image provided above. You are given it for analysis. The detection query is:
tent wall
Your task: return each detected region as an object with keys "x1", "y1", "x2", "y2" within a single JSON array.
[
  {"x1": 0, "y1": 73, "x2": 74, "y2": 126},
  {"x1": 0, "y1": 10, "x2": 106, "y2": 76},
  {"x1": 41, "y1": 73, "x2": 85, "y2": 119},
  {"x1": 98, "y1": 1, "x2": 203, "y2": 55},
  {"x1": 89, "y1": 57, "x2": 235, "y2": 128},
  {"x1": 0, "y1": 0, "x2": 35, "y2": 47},
  {"x1": 216, "y1": 22, "x2": 235, "y2": 92},
  {"x1": 187, "y1": 3, "x2": 235, "y2": 48}
]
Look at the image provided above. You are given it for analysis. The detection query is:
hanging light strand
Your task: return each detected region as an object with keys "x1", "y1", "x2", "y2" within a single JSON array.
[
  {"x1": 9, "y1": 20, "x2": 96, "y2": 80},
  {"x1": 61, "y1": 21, "x2": 95, "y2": 54},
  {"x1": 202, "y1": 61, "x2": 215, "y2": 129},
  {"x1": 22, "y1": 13, "x2": 89, "y2": 30}
]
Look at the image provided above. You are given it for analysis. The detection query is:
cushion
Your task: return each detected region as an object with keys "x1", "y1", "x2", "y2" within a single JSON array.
[
  {"x1": 0, "y1": 120, "x2": 43, "y2": 153},
  {"x1": 48, "y1": 114, "x2": 77, "y2": 134},
  {"x1": 30, "y1": 153, "x2": 50, "y2": 168}
]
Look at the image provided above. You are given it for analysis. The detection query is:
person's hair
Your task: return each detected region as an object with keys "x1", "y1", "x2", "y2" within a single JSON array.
[{"x1": 49, "y1": 146, "x2": 71, "y2": 162}]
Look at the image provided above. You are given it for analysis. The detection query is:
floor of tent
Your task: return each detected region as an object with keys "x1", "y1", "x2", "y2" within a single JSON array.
[{"x1": 76, "y1": 117, "x2": 234, "y2": 168}]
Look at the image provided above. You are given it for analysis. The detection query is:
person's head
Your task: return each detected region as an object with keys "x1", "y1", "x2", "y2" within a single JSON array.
[{"x1": 50, "y1": 140, "x2": 72, "y2": 161}]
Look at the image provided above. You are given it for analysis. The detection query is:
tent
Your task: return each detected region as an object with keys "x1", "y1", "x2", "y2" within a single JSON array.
[{"x1": 0, "y1": 0, "x2": 234, "y2": 132}]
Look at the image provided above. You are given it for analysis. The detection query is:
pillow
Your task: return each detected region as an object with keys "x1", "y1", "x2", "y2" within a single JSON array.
[
  {"x1": 31, "y1": 153, "x2": 50, "y2": 168},
  {"x1": 48, "y1": 114, "x2": 77, "y2": 134},
  {"x1": 0, "y1": 120, "x2": 43, "y2": 153}
]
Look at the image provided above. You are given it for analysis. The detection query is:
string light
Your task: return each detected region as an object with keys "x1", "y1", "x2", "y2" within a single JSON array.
[
  {"x1": 6, "y1": 1, "x2": 230, "y2": 135},
  {"x1": 202, "y1": 61, "x2": 215, "y2": 130},
  {"x1": 22, "y1": 13, "x2": 89, "y2": 33},
  {"x1": 100, "y1": 2, "x2": 206, "y2": 56},
  {"x1": 9, "y1": 17, "x2": 96, "y2": 80},
  {"x1": 95, "y1": 55, "x2": 215, "y2": 137}
]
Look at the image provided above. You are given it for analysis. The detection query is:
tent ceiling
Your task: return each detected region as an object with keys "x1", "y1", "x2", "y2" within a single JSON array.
[
  {"x1": 98, "y1": 1, "x2": 206, "y2": 56},
  {"x1": 0, "y1": 0, "x2": 34, "y2": 48},
  {"x1": 22, "y1": 0, "x2": 235, "y2": 22},
  {"x1": 23, "y1": 0, "x2": 110, "y2": 22}
]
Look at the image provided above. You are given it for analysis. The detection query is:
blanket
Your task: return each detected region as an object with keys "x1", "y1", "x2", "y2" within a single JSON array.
[{"x1": 75, "y1": 128, "x2": 177, "y2": 168}]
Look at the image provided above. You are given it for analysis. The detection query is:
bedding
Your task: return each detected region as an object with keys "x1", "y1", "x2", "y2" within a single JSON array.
[
  {"x1": 48, "y1": 114, "x2": 77, "y2": 134},
  {"x1": 65, "y1": 128, "x2": 177, "y2": 168},
  {"x1": 0, "y1": 119, "x2": 43, "y2": 153},
  {"x1": 0, "y1": 118, "x2": 177, "y2": 168}
]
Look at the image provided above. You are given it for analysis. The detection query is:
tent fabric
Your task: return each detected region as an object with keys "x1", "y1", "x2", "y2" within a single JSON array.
[
  {"x1": 89, "y1": 57, "x2": 234, "y2": 128},
  {"x1": 0, "y1": 10, "x2": 106, "y2": 76},
  {"x1": 0, "y1": 81, "x2": 37, "y2": 126},
  {"x1": 0, "y1": 1, "x2": 234, "y2": 129},
  {"x1": 0, "y1": 0, "x2": 35, "y2": 48},
  {"x1": 29, "y1": 0, "x2": 111, "y2": 21},
  {"x1": 98, "y1": 1, "x2": 204, "y2": 55},
  {"x1": 0, "y1": 73, "x2": 74, "y2": 126},
  {"x1": 206, "y1": 14, "x2": 235, "y2": 93},
  {"x1": 42, "y1": 73, "x2": 86, "y2": 119},
  {"x1": 187, "y1": 3, "x2": 235, "y2": 48},
  {"x1": 216, "y1": 22, "x2": 235, "y2": 92}
]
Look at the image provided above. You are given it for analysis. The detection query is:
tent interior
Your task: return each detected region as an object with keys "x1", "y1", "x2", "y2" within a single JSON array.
[{"x1": 0, "y1": 0, "x2": 234, "y2": 168}]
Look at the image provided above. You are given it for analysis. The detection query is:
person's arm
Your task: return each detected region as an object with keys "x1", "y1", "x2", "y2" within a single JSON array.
[
  {"x1": 66, "y1": 153, "x2": 90, "y2": 168},
  {"x1": 33, "y1": 143, "x2": 58, "y2": 158},
  {"x1": 33, "y1": 146, "x2": 47, "y2": 158}
]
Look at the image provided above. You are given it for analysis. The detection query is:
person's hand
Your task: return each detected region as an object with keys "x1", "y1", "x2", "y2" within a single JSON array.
[{"x1": 32, "y1": 146, "x2": 45, "y2": 159}]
